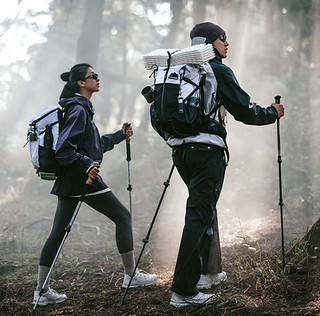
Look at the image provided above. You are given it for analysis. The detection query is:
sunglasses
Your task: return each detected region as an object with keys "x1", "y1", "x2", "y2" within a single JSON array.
[
  {"x1": 83, "y1": 72, "x2": 99, "y2": 80},
  {"x1": 218, "y1": 34, "x2": 227, "y2": 43}
]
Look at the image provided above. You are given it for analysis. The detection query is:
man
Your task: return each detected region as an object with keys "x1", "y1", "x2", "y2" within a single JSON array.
[{"x1": 168, "y1": 22, "x2": 284, "y2": 307}]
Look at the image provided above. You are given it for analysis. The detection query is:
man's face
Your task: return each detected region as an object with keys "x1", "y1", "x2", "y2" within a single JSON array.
[{"x1": 213, "y1": 34, "x2": 229, "y2": 58}]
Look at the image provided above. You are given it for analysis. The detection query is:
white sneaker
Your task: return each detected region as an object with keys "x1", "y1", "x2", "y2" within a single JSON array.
[
  {"x1": 122, "y1": 269, "x2": 157, "y2": 288},
  {"x1": 170, "y1": 291, "x2": 216, "y2": 308},
  {"x1": 197, "y1": 271, "x2": 227, "y2": 289},
  {"x1": 33, "y1": 288, "x2": 67, "y2": 306}
]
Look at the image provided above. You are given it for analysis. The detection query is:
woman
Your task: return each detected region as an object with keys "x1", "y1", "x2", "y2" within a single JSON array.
[{"x1": 33, "y1": 63, "x2": 157, "y2": 306}]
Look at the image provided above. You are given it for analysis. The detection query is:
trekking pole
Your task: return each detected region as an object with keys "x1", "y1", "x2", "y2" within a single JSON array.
[
  {"x1": 125, "y1": 123, "x2": 132, "y2": 216},
  {"x1": 120, "y1": 164, "x2": 175, "y2": 306},
  {"x1": 32, "y1": 176, "x2": 93, "y2": 315},
  {"x1": 275, "y1": 95, "x2": 285, "y2": 270}
]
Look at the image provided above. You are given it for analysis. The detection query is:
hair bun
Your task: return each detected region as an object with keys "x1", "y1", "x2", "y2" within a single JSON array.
[{"x1": 60, "y1": 71, "x2": 70, "y2": 81}]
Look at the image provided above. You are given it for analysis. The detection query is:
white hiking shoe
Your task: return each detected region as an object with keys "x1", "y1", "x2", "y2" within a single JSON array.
[
  {"x1": 197, "y1": 271, "x2": 227, "y2": 289},
  {"x1": 122, "y1": 269, "x2": 157, "y2": 288},
  {"x1": 170, "y1": 291, "x2": 216, "y2": 308},
  {"x1": 33, "y1": 288, "x2": 67, "y2": 306}
]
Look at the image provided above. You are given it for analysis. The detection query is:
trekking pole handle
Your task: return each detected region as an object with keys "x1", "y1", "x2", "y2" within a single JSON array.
[
  {"x1": 275, "y1": 95, "x2": 281, "y2": 104},
  {"x1": 125, "y1": 123, "x2": 131, "y2": 161},
  {"x1": 126, "y1": 142, "x2": 131, "y2": 161},
  {"x1": 125, "y1": 123, "x2": 131, "y2": 142}
]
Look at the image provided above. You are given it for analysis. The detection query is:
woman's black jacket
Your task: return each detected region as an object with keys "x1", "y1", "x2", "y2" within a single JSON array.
[{"x1": 51, "y1": 94, "x2": 125, "y2": 196}]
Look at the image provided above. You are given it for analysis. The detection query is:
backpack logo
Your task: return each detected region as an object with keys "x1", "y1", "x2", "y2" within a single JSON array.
[{"x1": 168, "y1": 72, "x2": 179, "y2": 80}]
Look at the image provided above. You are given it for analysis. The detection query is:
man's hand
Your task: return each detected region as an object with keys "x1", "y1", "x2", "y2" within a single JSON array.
[
  {"x1": 122, "y1": 122, "x2": 133, "y2": 138},
  {"x1": 272, "y1": 103, "x2": 285, "y2": 118}
]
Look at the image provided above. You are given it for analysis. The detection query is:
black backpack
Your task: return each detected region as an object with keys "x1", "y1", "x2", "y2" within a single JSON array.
[{"x1": 145, "y1": 63, "x2": 208, "y2": 141}]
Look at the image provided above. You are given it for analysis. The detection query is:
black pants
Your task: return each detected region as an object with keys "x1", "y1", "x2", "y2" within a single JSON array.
[
  {"x1": 39, "y1": 191, "x2": 133, "y2": 267},
  {"x1": 170, "y1": 143, "x2": 227, "y2": 296}
]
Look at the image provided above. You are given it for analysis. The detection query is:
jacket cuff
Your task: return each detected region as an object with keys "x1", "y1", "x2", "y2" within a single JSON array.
[
  {"x1": 86, "y1": 164, "x2": 95, "y2": 174},
  {"x1": 72, "y1": 155, "x2": 93, "y2": 174},
  {"x1": 113, "y1": 130, "x2": 126, "y2": 144}
]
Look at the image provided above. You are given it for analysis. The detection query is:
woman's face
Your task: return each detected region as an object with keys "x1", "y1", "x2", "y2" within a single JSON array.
[{"x1": 81, "y1": 67, "x2": 100, "y2": 93}]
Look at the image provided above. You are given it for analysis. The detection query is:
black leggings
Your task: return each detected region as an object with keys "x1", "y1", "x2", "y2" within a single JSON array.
[{"x1": 39, "y1": 191, "x2": 133, "y2": 267}]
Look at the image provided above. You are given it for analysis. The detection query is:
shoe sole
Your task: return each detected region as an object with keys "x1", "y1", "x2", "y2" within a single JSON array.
[
  {"x1": 33, "y1": 297, "x2": 67, "y2": 306},
  {"x1": 197, "y1": 275, "x2": 227, "y2": 289},
  {"x1": 170, "y1": 296, "x2": 215, "y2": 308},
  {"x1": 170, "y1": 301, "x2": 190, "y2": 308},
  {"x1": 197, "y1": 281, "x2": 220, "y2": 289},
  {"x1": 122, "y1": 279, "x2": 157, "y2": 288}
]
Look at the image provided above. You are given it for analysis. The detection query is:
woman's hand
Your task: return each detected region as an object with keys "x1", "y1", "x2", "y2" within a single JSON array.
[
  {"x1": 88, "y1": 162, "x2": 100, "y2": 180},
  {"x1": 122, "y1": 122, "x2": 133, "y2": 138}
]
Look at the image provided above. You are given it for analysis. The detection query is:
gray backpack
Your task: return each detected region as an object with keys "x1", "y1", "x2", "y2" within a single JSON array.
[{"x1": 25, "y1": 106, "x2": 63, "y2": 180}]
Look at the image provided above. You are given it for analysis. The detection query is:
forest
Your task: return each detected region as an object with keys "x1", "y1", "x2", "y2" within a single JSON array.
[{"x1": 0, "y1": 0, "x2": 319, "y2": 315}]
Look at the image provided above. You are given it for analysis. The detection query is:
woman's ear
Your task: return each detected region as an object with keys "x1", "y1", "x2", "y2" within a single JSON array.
[{"x1": 77, "y1": 79, "x2": 86, "y2": 88}]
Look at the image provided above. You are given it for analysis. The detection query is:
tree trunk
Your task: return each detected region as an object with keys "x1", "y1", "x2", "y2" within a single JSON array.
[
  {"x1": 162, "y1": 0, "x2": 183, "y2": 48},
  {"x1": 309, "y1": 0, "x2": 320, "y2": 190},
  {"x1": 77, "y1": 0, "x2": 105, "y2": 67},
  {"x1": 287, "y1": 217, "x2": 320, "y2": 258},
  {"x1": 289, "y1": 2, "x2": 320, "y2": 258},
  {"x1": 139, "y1": 0, "x2": 184, "y2": 131},
  {"x1": 192, "y1": 0, "x2": 208, "y2": 24},
  {"x1": 116, "y1": 0, "x2": 128, "y2": 125}
]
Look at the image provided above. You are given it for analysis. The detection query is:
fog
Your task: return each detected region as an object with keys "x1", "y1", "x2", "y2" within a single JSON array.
[{"x1": 0, "y1": 0, "x2": 319, "y2": 271}]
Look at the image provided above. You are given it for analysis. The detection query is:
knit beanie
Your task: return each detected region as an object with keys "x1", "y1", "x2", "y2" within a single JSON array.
[{"x1": 190, "y1": 22, "x2": 225, "y2": 44}]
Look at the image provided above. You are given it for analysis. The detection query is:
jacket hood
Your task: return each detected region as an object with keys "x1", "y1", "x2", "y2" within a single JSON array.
[{"x1": 59, "y1": 94, "x2": 95, "y2": 118}]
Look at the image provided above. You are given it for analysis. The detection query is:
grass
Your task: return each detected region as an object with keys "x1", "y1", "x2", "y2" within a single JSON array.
[{"x1": 0, "y1": 237, "x2": 319, "y2": 316}]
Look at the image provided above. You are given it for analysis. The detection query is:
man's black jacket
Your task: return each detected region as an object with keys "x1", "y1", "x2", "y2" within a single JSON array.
[{"x1": 209, "y1": 54, "x2": 278, "y2": 125}]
